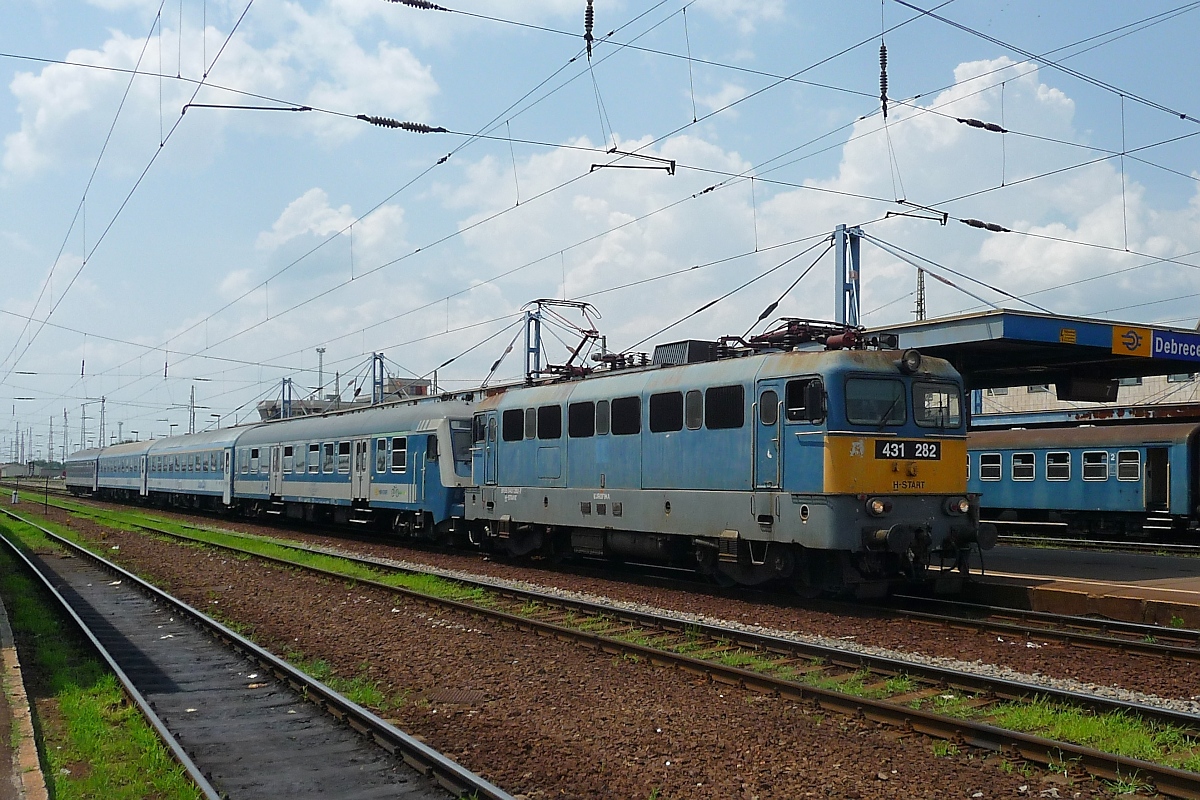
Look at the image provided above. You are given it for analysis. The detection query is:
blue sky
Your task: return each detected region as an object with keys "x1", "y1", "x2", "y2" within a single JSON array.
[{"x1": 2, "y1": 0, "x2": 1199, "y2": 457}]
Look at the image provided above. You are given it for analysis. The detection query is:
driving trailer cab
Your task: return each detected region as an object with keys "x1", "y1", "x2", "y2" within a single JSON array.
[{"x1": 466, "y1": 337, "x2": 994, "y2": 597}]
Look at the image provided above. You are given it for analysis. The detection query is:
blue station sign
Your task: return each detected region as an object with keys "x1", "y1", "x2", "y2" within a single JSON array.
[{"x1": 1111, "y1": 324, "x2": 1200, "y2": 362}]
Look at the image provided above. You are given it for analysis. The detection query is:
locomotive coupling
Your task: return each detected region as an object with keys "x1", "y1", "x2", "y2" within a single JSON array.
[
  {"x1": 946, "y1": 522, "x2": 998, "y2": 551},
  {"x1": 863, "y1": 523, "x2": 922, "y2": 553}
]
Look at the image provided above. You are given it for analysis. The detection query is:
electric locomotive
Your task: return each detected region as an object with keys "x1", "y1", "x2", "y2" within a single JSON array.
[{"x1": 465, "y1": 322, "x2": 995, "y2": 596}]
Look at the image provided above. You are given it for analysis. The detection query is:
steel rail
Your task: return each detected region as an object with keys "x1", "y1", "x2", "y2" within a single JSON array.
[
  {"x1": 37, "y1": 502, "x2": 1200, "y2": 796},
  {"x1": 0, "y1": 507, "x2": 517, "y2": 800}
]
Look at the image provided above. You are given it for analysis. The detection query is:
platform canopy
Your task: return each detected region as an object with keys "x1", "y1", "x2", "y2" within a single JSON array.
[{"x1": 869, "y1": 310, "x2": 1200, "y2": 394}]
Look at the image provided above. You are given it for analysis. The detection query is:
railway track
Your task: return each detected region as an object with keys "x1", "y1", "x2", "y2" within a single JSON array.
[
  {"x1": 30, "y1": 497, "x2": 1200, "y2": 797},
  {"x1": 0, "y1": 507, "x2": 515, "y2": 800}
]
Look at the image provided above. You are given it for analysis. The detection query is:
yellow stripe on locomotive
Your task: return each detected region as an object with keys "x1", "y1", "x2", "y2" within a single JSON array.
[{"x1": 823, "y1": 434, "x2": 967, "y2": 495}]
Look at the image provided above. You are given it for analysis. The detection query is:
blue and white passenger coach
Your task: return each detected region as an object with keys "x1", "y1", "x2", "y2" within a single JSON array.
[
  {"x1": 466, "y1": 342, "x2": 994, "y2": 594},
  {"x1": 232, "y1": 400, "x2": 475, "y2": 535}
]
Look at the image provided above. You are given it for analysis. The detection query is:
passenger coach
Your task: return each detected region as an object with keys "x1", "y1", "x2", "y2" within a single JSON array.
[{"x1": 467, "y1": 345, "x2": 994, "y2": 595}]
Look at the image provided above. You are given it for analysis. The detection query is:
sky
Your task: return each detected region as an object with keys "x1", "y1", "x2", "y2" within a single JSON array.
[{"x1": 2, "y1": 0, "x2": 1200, "y2": 459}]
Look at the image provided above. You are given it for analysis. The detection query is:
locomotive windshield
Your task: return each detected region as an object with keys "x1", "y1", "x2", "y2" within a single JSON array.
[
  {"x1": 845, "y1": 378, "x2": 906, "y2": 426},
  {"x1": 913, "y1": 381, "x2": 962, "y2": 429}
]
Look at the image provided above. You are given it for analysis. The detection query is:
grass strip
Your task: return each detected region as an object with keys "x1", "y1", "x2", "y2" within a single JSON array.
[{"x1": 0, "y1": 519, "x2": 201, "y2": 800}]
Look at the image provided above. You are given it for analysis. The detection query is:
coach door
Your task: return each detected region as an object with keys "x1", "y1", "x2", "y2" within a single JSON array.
[
  {"x1": 268, "y1": 446, "x2": 284, "y2": 496},
  {"x1": 754, "y1": 381, "x2": 784, "y2": 489},
  {"x1": 140, "y1": 455, "x2": 148, "y2": 497},
  {"x1": 223, "y1": 449, "x2": 233, "y2": 505},
  {"x1": 352, "y1": 439, "x2": 371, "y2": 501},
  {"x1": 1146, "y1": 447, "x2": 1169, "y2": 511}
]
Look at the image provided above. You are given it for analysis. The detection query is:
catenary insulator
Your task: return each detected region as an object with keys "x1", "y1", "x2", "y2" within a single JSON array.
[
  {"x1": 879, "y1": 42, "x2": 888, "y2": 120},
  {"x1": 584, "y1": 0, "x2": 595, "y2": 60},
  {"x1": 357, "y1": 115, "x2": 448, "y2": 133},
  {"x1": 389, "y1": 0, "x2": 447, "y2": 10},
  {"x1": 956, "y1": 117, "x2": 1007, "y2": 133},
  {"x1": 961, "y1": 218, "x2": 1011, "y2": 233}
]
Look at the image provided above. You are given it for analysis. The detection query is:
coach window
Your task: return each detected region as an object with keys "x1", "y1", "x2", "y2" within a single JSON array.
[
  {"x1": 845, "y1": 378, "x2": 905, "y2": 426},
  {"x1": 1046, "y1": 452, "x2": 1071, "y2": 481},
  {"x1": 914, "y1": 382, "x2": 962, "y2": 429},
  {"x1": 1082, "y1": 451, "x2": 1109, "y2": 481},
  {"x1": 685, "y1": 390, "x2": 703, "y2": 430},
  {"x1": 538, "y1": 405, "x2": 562, "y2": 439},
  {"x1": 758, "y1": 390, "x2": 779, "y2": 426},
  {"x1": 525, "y1": 408, "x2": 537, "y2": 440},
  {"x1": 376, "y1": 439, "x2": 388, "y2": 473},
  {"x1": 705, "y1": 385, "x2": 745, "y2": 429},
  {"x1": 322, "y1": 443, "x2": 335, "y2": 473},
  {"x1": 202, "y1": 453, "x2": 210, "y2": 472},
  {"x1": 391, "y1": 437, "x2": 407, "y2": 472},
  {"x1": 306, "y1": 444, "x2": 318, "y2": 473},
  {"x1": 250, "y1": 448, "x2": 260, "y2": 472},
  {"x1": 650, "y1": 392, "x2": 684, "y2": 433},
  {"x1": 595, "y1": 400, "x2": 610, "y2": 435},
  {"x1": 611, "y1": 396, "x2": 641, "y2": 435},
  {"x1": 568, "y1": 402, "x2": 595, "y2": 438},
  {"x1": 979, "y1": 453, "x2": 1001, "y2": 481},
  {"x1": 1117, "y1": 450, "x2": 1141, "y2": 481},
  {"x1": 502, "y1": 409, "x2": 524, "y2": 442},
  {"x1": 1012, "y1": 452, "x2": 1035, "y2": 481},
  {"x1": 283, "y1": 446, "x2": 293, "y2": 473},
  {"x1": 337, "y1": 442, "x2": 351, "y2": 473}
]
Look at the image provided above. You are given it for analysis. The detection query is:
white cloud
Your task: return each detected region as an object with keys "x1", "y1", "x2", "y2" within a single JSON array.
[
  {"x1": 693, "y1": 0, "x2": 785, "y2": 35},
  {"x1": 695, "y1": 82, "x2": 748, "y2": 116}
]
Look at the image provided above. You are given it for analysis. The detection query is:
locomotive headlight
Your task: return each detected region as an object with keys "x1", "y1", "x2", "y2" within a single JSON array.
[
  {"x1": 867, "y1": 498, "x2": 891, "y2": 516},
  {"x1": 898, "y1": 348, "x2": 923, "y2": 375},
  {"x1": 944, "y1": 497, "x2": 971, "y2": 515}
]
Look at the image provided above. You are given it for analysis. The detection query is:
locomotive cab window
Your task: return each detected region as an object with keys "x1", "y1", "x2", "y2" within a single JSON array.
[
  {"x1": 1011, "y1": 452, "x2": 1035, "y2": 481},
  {"x1": 473, "y1": 414, "x2": 487, "y2": 443},
  {"x1": 1082, "y1": 451, "x2": 1109, "y2": 481},
  {"x1": 979, "y1": 453, "x2": 1001, "y2": 481},
  {"x1": 1117, "y1": 450, "x2": 1141, "y2": 481},
  {"x1": 705, "y1": 385, "x2": 744, "y2": 429},
  {"x1": 376, "y1": 439, "x2": 388, "y2": 473},
  {"x1": 650, "y1": 392, "x2": 684, "y2": 433},
  {"x1": 611, "y1": 396, "x2": 641, "y2": 435},
  {"x1": 502, "y1": 409, "x2": 524, "y2": 442},
  {"x1": 308, "y1": 444, "x2": 320, "y2": 473},
  {"x1": 1046, "y1": 452, "x2": 1071, "y2": 481},
  {"x1": 785, "y1": 379, "x2": 823, "y2": 423},
  {"x1": 758, "y1": 390, "x2": 779, "y2": 426},
  {"x1": 914, "y1": 382, "x2": 962, "y2": 429},
  {"x1": 568, "y1": 402, "x2": 595, "y2": 438},
  {"x1": 537, "y1": 405, "x2": 562, "y2": 439},
  {"x1": 845, "y1": 378, "x2": 906, "y2": 426},
  {"x1": 391, "y1": 437, "x2": 407, "y2": 472}
]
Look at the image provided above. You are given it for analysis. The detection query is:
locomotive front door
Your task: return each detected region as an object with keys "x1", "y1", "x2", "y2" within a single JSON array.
[
  {"x1": 754, "y1": 381, "x2": 785, "y2": 489},
  {"x1": 268, "y1": 445, "x2": 284, "y2": 496},
  {"x1": 352, "y1": 439, "x2": 371, "y2": 501}
]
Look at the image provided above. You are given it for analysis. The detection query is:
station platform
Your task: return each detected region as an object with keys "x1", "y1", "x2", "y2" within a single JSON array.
[
  {"x1": 966, "y1": 545, "x2": 1200, "y2": 627},
  {"x1": 1, "y1": 595, "x2": 47, "y2": 800}
]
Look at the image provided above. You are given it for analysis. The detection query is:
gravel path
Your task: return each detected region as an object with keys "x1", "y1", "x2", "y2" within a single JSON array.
[{"x1": 40, "y1": 507, "x2": 1124, "y2": 799}]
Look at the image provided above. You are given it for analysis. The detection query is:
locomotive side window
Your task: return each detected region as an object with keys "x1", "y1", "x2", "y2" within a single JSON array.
[
  {"x1": 524, "y1": 408, "x2": 537, "y2": 439},
  {"x1": 376, "y1": 439, "x2": 388, "y2": 473},
  {"x1": 1046, "y1": 452, "x2": 1071, "y2": 481},
  {"x1": 595, "y1": 400, "x2": 610, "y2": 435},
  {"x1": 845, "y1": 378, "x2": 906, "y2": 426},
  {"x1": 1011, "y1": 452, "x2": 1035, "y2": 481},
  {"x1": 785, "y1": 379, "x2": 823, "y2": 423},
  {"x1": 1082, "y1": 451, "x2": 1109, "y2": 481},
  {"x1": 250, "y1": 448, "x2": 260, "y2": 472},
  {"x1": 502, "y1": 409, "x2": 524, "y2": 442},
  {"x1": 473, "y1": 415, "x2": 486, "y2": 443},
  {"x1": 338, "y1": 442, "x2": 351, "y2": 473},
  {"x1": 1117, "y1": 450, "x2": 1141, "y2": 481},
  {"x1": 537, "y1": 405, "x2": 562, "y2": 439},
  {"x1": 308, "y1": 444, "x2": 320, "y2": 473},
  {"x1": 391, "y1": 437, "x2": 407, "y2": 472},
  {"x1": 568, "y1": 402, "x2": 595, "y2": 438},
  {"x1": 705, "y1": 385, "x2": 744, "y2": 429},
  {"x1": 611, "y1": 396, "x2": 641, "y2": 435},
  {"x1": 649, "y1": 392, "x2": 683, "y2": 433},
  {"x1": 685, "y1": 390, "x2": 702, "y2": 430},
  {"x1": 979, "y1": 453, "x2": 1001, "y2": 481},
  {"x1": 758, "y1": 390, "x2": 779, "y2": 426},
  {"x1": 913, "y1": 381, "x2": 962, "y2": 428}
]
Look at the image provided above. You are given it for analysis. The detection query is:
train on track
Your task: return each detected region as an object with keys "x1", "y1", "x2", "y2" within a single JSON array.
[
  {"x1": 968, "y1": 422, "x2": 1200, "y2": 538},
  {"x1": 66, "y1": 321, "x2": 996, "y2": 596}
]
